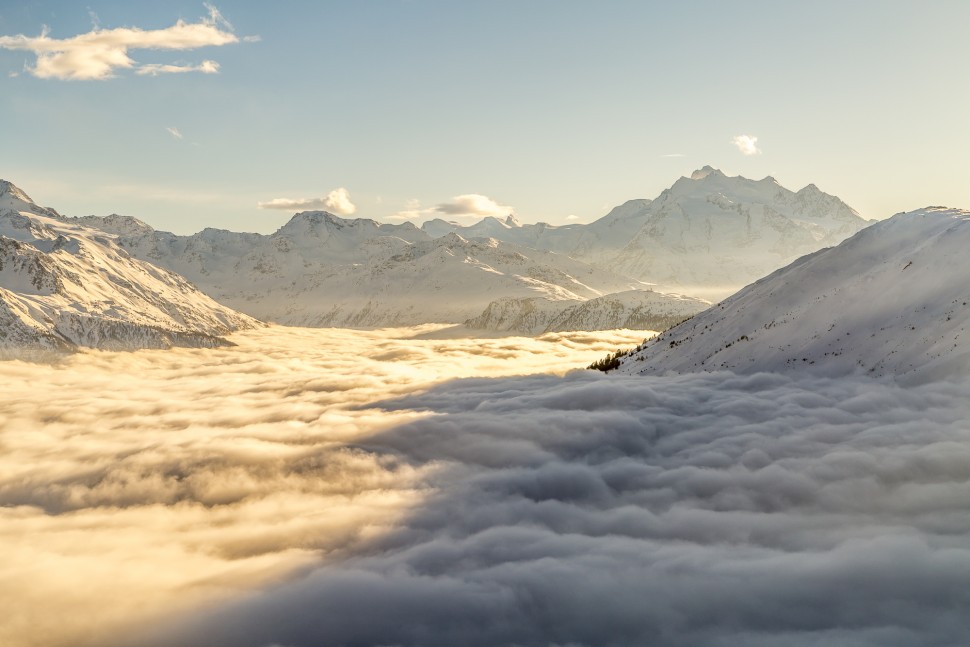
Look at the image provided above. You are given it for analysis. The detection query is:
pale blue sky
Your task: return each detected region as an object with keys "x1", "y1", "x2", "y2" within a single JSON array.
[{"x1": 1, "y1": 1, "x2": 968, "y2": 234}]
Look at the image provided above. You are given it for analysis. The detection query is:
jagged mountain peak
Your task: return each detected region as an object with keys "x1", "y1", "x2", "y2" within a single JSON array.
[
  {"x1": 288, "y1": 210, "x2": 354, "y2": 225},
  {"x1": 0, "y1": 179, "x2": 33, "y2": 204},
  {"x1": 0, "y1": 191, "x2": 258, "y2": 354},
  {"x1": 438, "y1": 231, "x2": 469, "y2": 245},
  {"x1": 276, "y1": 210, "x2": 378, "y2": 237},
  {"x1": 689, "y1": 165, "x2": 722, "y2": 180}
]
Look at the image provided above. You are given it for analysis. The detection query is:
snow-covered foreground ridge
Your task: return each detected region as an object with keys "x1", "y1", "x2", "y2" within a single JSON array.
[
  {"x1": 0, "y1": 181, "x2": 257, "y2": 353},
  {"x1": 617, "y1": 207, "x2": 970, "y2": 383}
]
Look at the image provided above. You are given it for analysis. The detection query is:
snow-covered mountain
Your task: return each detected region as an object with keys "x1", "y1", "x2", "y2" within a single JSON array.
[
  {"x1": 0, "y1": 181, "x2": 257, "y2": 355},
  {"x1": 614, "y1": 207, "x2": 970, "y2": 383},
  {"x1": 466, "y1": 289, "x2": 708, "y2": 335},
  {"x1": 77, "y1": 210, "x2": 645, "y2": 327},
  {"x1": 421, "y1": 167, "x2": 871, "y2": 300},
  {"x1": 26, "y1": 166, "x2": 869, "y2": 332}
]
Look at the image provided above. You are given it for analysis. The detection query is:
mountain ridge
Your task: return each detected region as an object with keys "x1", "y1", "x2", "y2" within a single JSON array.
[
  {"x1": 614, "y1": 207, "x2": 970, "y2": 383},
  {"x1": 0, "y1": 186, "x2": 259, "y2": 354},
  {"x1": 421, "y1": 168, "x2": 871, "y2": 300}
]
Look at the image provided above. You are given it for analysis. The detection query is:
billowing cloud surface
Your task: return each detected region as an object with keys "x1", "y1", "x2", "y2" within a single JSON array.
[
  {"x1": 732, "y1": 134, "x2": 761, "y2": 155},
  {"x1": 4, "y1": 325, "x2": 970, "y2": 647},
  {"x1": 0, "y1": 5, "x2": 242, "y2": 80},
  {"x1": 435, "y1": 193, "x2": 514, "y2": 219},
  {"x1": 0, "y1": 325, "x2": 648, "y2": 647},
  {"x1": 257, "y1": 188, "x2": 357, "y2": 215}
]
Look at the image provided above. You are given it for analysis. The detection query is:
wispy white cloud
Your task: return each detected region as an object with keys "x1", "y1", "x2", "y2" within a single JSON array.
[
  {"x1": 165, "y1": 126, "x2": 183, "y2": 140},
  {"x1": 137, "y1": 60, "x2": 220, "y2": 76},
  {"x1": 0, "y1": 4, "x2": 251, "y2": 80},
  {"x1": 258, "y1": 188, "x2": 357, "y2": 215},
  {"x1": 732, "y1": 134, "x2": 761, "y2": 155},
  {"x1": 389, "y1": 197, "x2": 429, "y2": 221},
  {"x1": 566, "y1": 214, "x2": 579, "y2": 221},
  {"x1": 661, "y1": 153, "x2": 686, "y2": 158},
  {"x1": 87, "y1": 8, "x2": 101, "y2": 30}
]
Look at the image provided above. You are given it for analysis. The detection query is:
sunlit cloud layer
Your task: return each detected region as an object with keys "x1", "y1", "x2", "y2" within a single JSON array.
[
  {"x1": 0, "y1": 325, "x2": 648, "y2": 647},
  {"x1": 131, "y1": 369, "x2": 970, "y2": 647},
  {"x1": 257, "y1": 188, "x2": 357, "y2": 215},
  {"x1": 0, "y1": 4, "x2": 244, "y2": 80},
  {"x1": 4, "y1": 325, "x2": 970, "y2": 647}
]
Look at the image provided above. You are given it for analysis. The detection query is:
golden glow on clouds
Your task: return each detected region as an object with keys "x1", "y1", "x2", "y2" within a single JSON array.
[
  {"x1": 0, "y1": 325, "x2": 650, "y2": 647},
  {"x1": 0, "y1": 5, "x2": 244, "y2": 80}
]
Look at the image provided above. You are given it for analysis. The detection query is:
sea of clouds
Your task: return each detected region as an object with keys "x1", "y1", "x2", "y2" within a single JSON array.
[{"x1": 3, "y1": 325, "x2": 970, "y2": 647}]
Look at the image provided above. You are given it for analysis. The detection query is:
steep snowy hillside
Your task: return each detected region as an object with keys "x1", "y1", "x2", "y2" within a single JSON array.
[
  {"x1": 421, "y1": 168, "x2": 870, "y2": 300},
  {"x1": 615, "y1": 207, "x2": 970, "y2": 383},
  {"x1": 0, "y1": 181, "x2": 257, "y2": 355},
  {"x1": 77, "y1": 211, "x2": 644, "y2": 327},
  {"x1": 466, "y1": 289, "x2": 707, "y2": 334}
]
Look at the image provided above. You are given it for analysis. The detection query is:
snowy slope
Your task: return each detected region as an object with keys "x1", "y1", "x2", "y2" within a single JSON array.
[
  {"x1": 0, "y1": 181, "x2": 258, "y2": 355},
  {"x1": 420, "y1": 168, "x2": 870, "y2": 300},
  {"x1": 466, "y1": 289, "x2": 708, "y2": 334},
  {"x1": 615, "y1": 207, "x2": 970, "y2": 383},
  {"x1": 78, "y1": 211, "x2": 645, "y2": 327}
]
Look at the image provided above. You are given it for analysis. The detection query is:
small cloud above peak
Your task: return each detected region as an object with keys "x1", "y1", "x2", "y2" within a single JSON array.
[
  {"x1": 435, "y1": 194, "x2": 514, "y2": 219},
  {"x1": 165, "y1": 126, "x2": 183, "y2": 140},
  {"x1": 732, "y1": 134, "x2": 761, "y2": 156},
  {"x1": 258, "y1": 188, "x2": 357, "y2": 216}
]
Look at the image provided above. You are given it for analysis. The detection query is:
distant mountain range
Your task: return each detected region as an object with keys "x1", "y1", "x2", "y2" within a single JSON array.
[
  {"x1": 425, "y1": 166, "x2": 872, "y2": 300},
  {"x1": 62, "y1": 166, "x2": 868, "y2": 329},
  {"x1": 0, "y1": 167, "x2": 876, "y2": 349},
  {"x1": 615, "y1": 207, "x2": 970, "y2": 383},
  {"x1": 78, "y1": 211, "x2": 647, "y2": 327},
  {"x1": 465, "y1": 290, "x2": 707, "y2": 335},
  {"x1": 0, "y1": 181, "x2": 257, "y2": 355}
]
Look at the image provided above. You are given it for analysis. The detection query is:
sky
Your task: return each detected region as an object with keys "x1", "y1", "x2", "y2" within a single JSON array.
[{"x1": 1, "y1": 1, "x2": 969, "y2": 234}]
